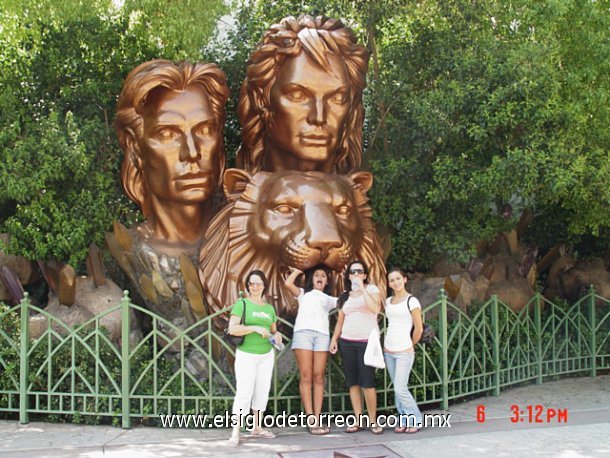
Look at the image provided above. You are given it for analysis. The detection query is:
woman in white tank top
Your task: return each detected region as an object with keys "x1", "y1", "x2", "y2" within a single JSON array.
[{"x1": 383, "y1": 268, "x2": 423, "y2": 433}]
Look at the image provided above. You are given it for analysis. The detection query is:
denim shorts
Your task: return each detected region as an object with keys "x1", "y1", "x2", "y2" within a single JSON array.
[{"x1": 291, "y1": 329, "x2": 331, "y2": 352}]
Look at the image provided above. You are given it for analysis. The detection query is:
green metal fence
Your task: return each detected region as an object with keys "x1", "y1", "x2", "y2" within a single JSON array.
[{"x1": 1, "y1": 288, "x2": 608, "y2": 428}]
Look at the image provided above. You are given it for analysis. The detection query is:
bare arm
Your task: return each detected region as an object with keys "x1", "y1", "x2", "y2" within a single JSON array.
[
  {"x1": 411, "y1": 308, "x2": 423, "y2": 345},
  {"x1": 270, "y1": 321, "x2": 283, "y2": 345},
  {"x1": 362, "y1": 287, "x2": 381, "y2": 314},
  {"x1": 284, "y1": 267, "x2": 302, "y2": 297},
  {"x1": 228, "y1": 314, "x2": 269, "y2": 338},
  {"x1": 329, "y1": 309, "x2": 345, "y2": 354}
]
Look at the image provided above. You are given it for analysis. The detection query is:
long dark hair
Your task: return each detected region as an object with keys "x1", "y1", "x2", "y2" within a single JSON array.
[
  {"x1": 387, "y1": 267, "x2": 409, "y2": 297},
  {"x1": 245, "y1": 269, "x2": 269, "y2": 296},
  {"x1": 337, "y1": 260, "x2": 369, "y2": 308},
  {"x1": 303, "y1": 265, "x2": 333, "y2": 295}
]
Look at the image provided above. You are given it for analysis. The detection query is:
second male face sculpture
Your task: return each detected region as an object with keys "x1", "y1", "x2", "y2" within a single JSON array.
[
  {"x1": 267, "y1": 51, "x2": 351, "y2": 172},
  {"x1": 237, "y1": 15, "x2": 369, "y2": 174}
]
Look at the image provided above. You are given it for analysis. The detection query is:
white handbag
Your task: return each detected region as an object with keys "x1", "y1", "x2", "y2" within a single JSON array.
[{"x1": 363, "y1": 327, "x2": 385, "y2": 369}]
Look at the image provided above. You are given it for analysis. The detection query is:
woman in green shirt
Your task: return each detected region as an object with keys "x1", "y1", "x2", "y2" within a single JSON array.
[{"x1": 227, "y1": 270, "x2": 283, "y2": 446}]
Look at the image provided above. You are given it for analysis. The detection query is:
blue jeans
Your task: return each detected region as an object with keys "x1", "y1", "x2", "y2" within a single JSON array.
[{"x1": 384, "y1": 351, "x2": 422, "y2": 427}]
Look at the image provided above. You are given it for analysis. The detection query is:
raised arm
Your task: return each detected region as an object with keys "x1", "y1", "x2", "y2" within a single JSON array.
[
  {"x1": 361, "y1": 286, "x2": 381, "y2": 314},
  {"x1": 284, "y1": 267, "x2": 303, "y2": 297}
]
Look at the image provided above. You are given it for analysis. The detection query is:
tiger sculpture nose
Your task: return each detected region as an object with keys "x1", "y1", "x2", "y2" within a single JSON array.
[
  {"x1": 308, "y1": 237, "x2": 342, "y2": 259},
  {"x1": 305, "y1": 203, "x2": 343, "y2": 260}
]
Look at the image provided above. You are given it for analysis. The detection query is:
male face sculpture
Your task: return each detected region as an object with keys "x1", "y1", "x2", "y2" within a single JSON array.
[
  {"x1": 236, "y1": 15, "x2": 369, "y2": 174},
  {"x1": 137, "y1": 86, "x2": 221, "y2": 206},
  {"x1": 115, "y1": 59, "x2": 229, "y2": 250},
  {"x1": 267, "y1": 52, "x2": 351, "y2": 172}
]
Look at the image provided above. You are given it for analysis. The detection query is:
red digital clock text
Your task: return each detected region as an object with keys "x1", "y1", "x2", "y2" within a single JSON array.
[
  {"x1": 475, "y1": 404, "x2": 568, "y2": 423},
  {"x1": 510, "y1": 405, "x2": 568, "y2": 423}
]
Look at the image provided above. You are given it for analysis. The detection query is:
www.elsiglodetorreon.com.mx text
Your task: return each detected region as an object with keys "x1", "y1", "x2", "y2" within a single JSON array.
[{"x1": 159, "y1": 412, "x2": 451, "y2": 429}]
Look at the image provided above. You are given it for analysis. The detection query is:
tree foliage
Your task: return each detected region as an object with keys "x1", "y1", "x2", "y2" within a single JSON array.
[
  {"x1": 363, "y1": 0, "x2": 610, "y2": 268},
  {"x1": 0, "y1": 0, "x2": 225, "y2": 267},
  {"x1": 0, "y1": 0, "x2": 608, "y2": 271}
]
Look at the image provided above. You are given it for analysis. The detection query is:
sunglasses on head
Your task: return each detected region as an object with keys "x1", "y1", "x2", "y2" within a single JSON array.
[{"x1": 349, "y1": 268, "x2": 364, "y2": 275}]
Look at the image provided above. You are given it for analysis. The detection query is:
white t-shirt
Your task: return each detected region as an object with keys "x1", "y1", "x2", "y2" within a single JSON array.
[
  {"x1": 293, "y1": 288, "x2": 338, "y2": 335},
  {"x1": 340, "y1": 284, "x2": 381, "y2": 341},
  {"x1": 384, "y1": 294, "x2": 421, "y2": 351}
]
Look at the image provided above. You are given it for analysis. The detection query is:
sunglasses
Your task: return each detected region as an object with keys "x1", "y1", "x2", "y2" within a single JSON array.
[{"x1": 349, "y1": 269, "x2": 364, "y2": 275}]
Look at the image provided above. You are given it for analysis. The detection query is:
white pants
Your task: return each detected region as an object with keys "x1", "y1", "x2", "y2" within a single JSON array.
[{"x1": 232, "y1": 348, "x2": 275, "y2": 416}]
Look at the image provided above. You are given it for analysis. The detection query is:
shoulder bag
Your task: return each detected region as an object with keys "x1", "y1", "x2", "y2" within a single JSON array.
[{"x1": 223, "y1": 299, "x2": 246, "y2": 347}]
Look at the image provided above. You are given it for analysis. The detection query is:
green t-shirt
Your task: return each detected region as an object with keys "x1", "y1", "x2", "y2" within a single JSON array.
[{"x1": 231, "y1": 298, "x2": 277, "y2": 354}]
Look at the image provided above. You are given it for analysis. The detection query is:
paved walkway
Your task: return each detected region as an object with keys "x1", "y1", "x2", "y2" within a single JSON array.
[{"x1": 1, "y1": 375, "x2": 609, "y2": 457}]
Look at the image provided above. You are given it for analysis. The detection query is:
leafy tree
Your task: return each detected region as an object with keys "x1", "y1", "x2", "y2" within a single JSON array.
[
  {"x1": 0, "y1": 0, "x2": 225, "y2": 267},
  {"x1": 122, "y1": 0, "x2": 228, "y2": 59},
  {"x1": 1, "y1": 0, "x2": 608, "y2": 273},
  {"x1": 364, "y1": 0, "x2": 610, "y2": 268}
]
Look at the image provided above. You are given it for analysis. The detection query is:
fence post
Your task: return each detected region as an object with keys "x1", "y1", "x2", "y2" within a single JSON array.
[
  {"x1": 589, "y1": 285, "x2": 597, "y2": 378},
  {"x1": 491, "y1": 295, "x2": 500, "y2": 397},
  {"x1": 19, "y1": 293, "x2": 30, "y2": 425},
  {"x1": 534, "y1": 293, "x2": 543, "y2": 384},
  {"x1": 440, "y1": 289, "x2": 449, "y2": 411},
  {"x1": 121, "y1": 291, "x2": 131, "y2": 429}
]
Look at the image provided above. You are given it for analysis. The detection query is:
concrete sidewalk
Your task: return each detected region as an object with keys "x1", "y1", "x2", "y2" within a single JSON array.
[{"x1": 1, "y1": 375, "x2": 609, "y2": 457}]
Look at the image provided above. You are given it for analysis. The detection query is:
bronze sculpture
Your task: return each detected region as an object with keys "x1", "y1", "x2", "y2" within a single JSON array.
[
  {"x1": 108, "y1": 17, "x2": 385, "y2": 345},
  {"x1": 199, "y1": 169, "x2": 386, "y2": 318},
  {"x1": 108, "y1": 60, "x2": 229, "y2": 366},
  {"x1": 236, "y1": 15, "x2": 369, "y2": 174},
  {"x1": 115, "y1": 59, "x2": 229, "y2": 256},
  {"x1": 198, "y1": 16, "x2": 386, "y2": 320}
]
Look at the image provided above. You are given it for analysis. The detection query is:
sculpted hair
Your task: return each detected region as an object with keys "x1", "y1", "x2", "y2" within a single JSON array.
[
  {"x1": 236, "y1": 15, "x2": 369, "y2": 174},
  {"x1": 114, "y1": 59, "x2": 229, "y2": 218}
]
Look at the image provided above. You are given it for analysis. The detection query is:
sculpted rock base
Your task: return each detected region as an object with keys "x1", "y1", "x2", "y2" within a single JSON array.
[
  {"x1": 106, "y1": 223, "x2": 227, "y2": 379},
  {"x1": 0, "y1": 233, "x2": 39, "y2": 302},
  {"x1": 29, "y1": 276, "x2": 141, "y2": 346}
]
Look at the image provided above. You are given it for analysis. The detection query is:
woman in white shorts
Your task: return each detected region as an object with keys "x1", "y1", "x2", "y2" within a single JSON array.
[{"x1": 285, "y1": 265, "x2": 337, "y2": 435}]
